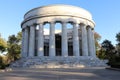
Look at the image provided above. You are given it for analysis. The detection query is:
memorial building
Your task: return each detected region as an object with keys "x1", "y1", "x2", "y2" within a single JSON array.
[
  {"x1": 11, "y1": 4, "x2": 107, "y2": 68},
  {"x1": 21, "y1": 4, "x2": 96, "y2": 57}
]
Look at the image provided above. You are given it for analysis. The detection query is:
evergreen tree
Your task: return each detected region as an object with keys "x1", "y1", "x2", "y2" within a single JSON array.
[
  {"x1": 116, "y1": 32, "x2": 120, "y2": 56},
  {"x1": 101, "y1": 40, "x2": 115, "y2": 59},
  {"x1": 7, "y1": 32, "x2": 22, "y2": 63}
]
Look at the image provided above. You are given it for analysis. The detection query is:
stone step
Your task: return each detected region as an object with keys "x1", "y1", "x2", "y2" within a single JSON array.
[{"x1": 10, "y1": 57, "x2": 108, "y2": 68}]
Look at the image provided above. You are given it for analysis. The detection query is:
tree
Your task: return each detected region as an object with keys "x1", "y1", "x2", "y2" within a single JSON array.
[
  {"x1": 0, "y1": 34, "x2": 7, "y2": 69},
  {"x1": 94, "y1": 32, "x2": 101, "y2": 57},
  {"x1": 7, "y1": 32, "x2": 22, "y2": 63},
  {"x1": 116, "y1": 32, "x2": 120, "y2": 43},
  {"x1": 97, "y1": 47, "x2": 106, "y2": 59},
  {"x1": 0, "y1": 34, "x2": 7, "y2": 53},
  {"x1": 0, "y1": 56, "x2": 5, "y2": 69},
  {"x1": 16, "y1": 32, "x2": 22, "y2": 43},
  {"x1": 104, "y1": 32, "x2": 120, "y2": 68},
  {"x1": 116, "y1": 32, "x2": 120, "y2": 56},
  {"x1": 94, "y1": 32, "x2": 101, "y2": 50},
  {"x1": 99, "y1": 40, "x2": 115, "y2": 59}
]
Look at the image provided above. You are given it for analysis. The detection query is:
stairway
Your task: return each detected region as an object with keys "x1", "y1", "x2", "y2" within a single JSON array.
[{"x1": 10, "y1": 56, "x2": 108, "y2": 68}]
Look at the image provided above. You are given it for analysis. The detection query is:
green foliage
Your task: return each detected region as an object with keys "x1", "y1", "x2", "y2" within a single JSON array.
[
  {"x1": 97, "y1": 39, "x2": 120, "y2": 68},
  {"x1": 94, "y1": 32, "x2": 101, "y2": 50},
  {"x1": 94, "y1": 32, "x2": 102, "y2": 58},
  {"x1": 16, "y1": 32, "x2": 22, "y2": 42},
  {"x1": 0, "y1": 35, "x2": 7, "y2": 53},
  {"x1": 108, "y1": 55, "x2": 120, "y2": 68},
  {"x1": 0, "y1": 32, "x2": 22, "y2": 69},
  {"x1": 104, "y1": 32, "x2": 120, "y2": 68},
  {"x1": 98, "y1": 40, "x2": 116, "y2": 59},
  {"x1": 0, "y1": 56, "x2": 6, "y2": 69},
  {"x1": 109, "y1": 32, "x2": 120, "y2": 68},
  {"x1": 97, "y1": 49, "x2": 106, "y2": 59},
  {"x1": 101, "y1": 40, "x2": 115, "y2": 53},
  {"x1": 116, "y1": 32, "x2": 120, "y2": 56},
  {"x1": 116, "y1": 32, "x2": 120, "y2": 43},
  {"x1": 7, "y1": 32, "x2": 22, "y2": 63},
  {"x1": 0, "y1": 34, "x2": 7, "y2": 69}
]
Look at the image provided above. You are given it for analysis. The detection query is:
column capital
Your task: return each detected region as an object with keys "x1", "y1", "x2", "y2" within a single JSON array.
[
  {"x1": 50, "y1": 22, "x2": 55, "y2": 27},
  {"x1": 22, "y1": 28, "x2": 25, "y2": 31},
  {"x1": 37, "y1": 22, "x2": 43, "y2": 25},
  {"x1": 22, "y1": 25, "x2": 29, "y2": 30},
  {"x1": 50, "y1": 21, "x2": 55, "y2": 24},
  {"x1": 38, "y1": 23, "x2": 43, "y2": 27},
  {"x1": 61, "y1": 21, "x2": 67, "y2": 24},
  {"x1": 73, "y1": 21, "x2": 80, "y2": 24},
  {"x1": 91, "y1": 28, "x2": 95, "y2": 30},
  {"x1": 86, "y1": 25, "x2": 91, "y2": 29},
  {"x1": 73, "y1": 23, "x2": 79, "y2": 27},
  {"x1": 80, "y1": 23, "x2": 87, "y2": 27},
  {"x1": 29, "y1": 23, "x2": 37, "y2": 27}
]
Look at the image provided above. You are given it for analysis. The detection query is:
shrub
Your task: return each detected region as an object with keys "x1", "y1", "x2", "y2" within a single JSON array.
[
  {"x1": 0, "y1": 56, "x2": 6, "y2": 69},
  {"x1": 108, "y1": 55, "x2": 120, "y2": 68}
]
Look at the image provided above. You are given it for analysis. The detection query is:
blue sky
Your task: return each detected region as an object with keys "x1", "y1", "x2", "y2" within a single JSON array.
[{"x1": 0, "y1": 0, "x2": 120, "y2": 45}]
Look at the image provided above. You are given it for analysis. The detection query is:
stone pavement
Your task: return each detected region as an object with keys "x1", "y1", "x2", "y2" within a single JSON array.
[{"x1": 0, "y1": 67, "x2": 120, "y2": 80}]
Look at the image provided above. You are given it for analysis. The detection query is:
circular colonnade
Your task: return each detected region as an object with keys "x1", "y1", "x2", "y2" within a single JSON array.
[{"x1": 21, "y1": 4, "x2": 96, "y2": 58}]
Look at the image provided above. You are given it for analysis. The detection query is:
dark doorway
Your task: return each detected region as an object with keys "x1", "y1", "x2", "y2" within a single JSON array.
[{"x1": 55, "y1": 34, "x2": 61, "y2": 56}]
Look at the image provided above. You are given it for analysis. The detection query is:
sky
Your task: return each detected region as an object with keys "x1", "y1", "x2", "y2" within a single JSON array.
[{"x1": 0, "y1": 0, "x2": 120, "y2": 45}]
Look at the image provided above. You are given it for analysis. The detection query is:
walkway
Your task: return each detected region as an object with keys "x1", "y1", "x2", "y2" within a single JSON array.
[{"x1": 0, "y1": 67, "x2": 120, "y2": 80}]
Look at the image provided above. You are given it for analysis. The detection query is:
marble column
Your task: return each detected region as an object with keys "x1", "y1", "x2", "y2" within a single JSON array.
[
  {"x1": 62, "y1": 22, "x2": 68, "y2": 57},
  {"x1": 37, "y1": 23, "x2": 44, "y2": 56},
  {"x1": 73, "y1": 23, "x2": 80, "y2": 56},
  {"x1": 87, "y1": 27, "x2": 93, "y2": 56},
  {"x1": 29, "y1": 25, "x2": 35, "y2": 57},
  {"x1": 23, "y1": 27, "x2": 29, "y2": 57},
  {"x1": 91, "y1": 29, "x2": 96, "y2": 57},
  {"x1": 81, "y1": 24, "x2": 88, "y2": 56},
  {"x1": 49, "y1": 22, "x2": 55, "y2": 56},
  {"x1": 21, "y1": 29, "x2": 25, "y2": 57}
]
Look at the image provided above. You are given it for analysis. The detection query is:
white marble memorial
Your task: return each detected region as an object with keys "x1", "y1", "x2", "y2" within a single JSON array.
[
  {"x1": 21, "y1": 4, "x2": 96, "y2": 57},
  {"x1": 11, "y1": 4, "x2": 107, "y2": 68}
]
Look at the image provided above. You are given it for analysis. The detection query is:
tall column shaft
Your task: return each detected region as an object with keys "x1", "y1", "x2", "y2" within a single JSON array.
[
  {"x1": 87, "y1": 27, "x2": 93, "y2": 56},
  {"x1": 81, "y1": 24, "x2": 88, "y2": 56},
  {"x1": 37, "y1": 23, "x2": 44, "y2": 56},
  {"x1": 62, "y1": 22, "x2": 68, "y2": 57},
  {"x1": 29, "y1": 25, "x2": 35, "y2": 57},
  {"x1": 23, "y1": 28, "x2": 29, "y2": 57},
  {"x1": 91, "y1": 30, "x2": 96, "y2": 57},
  {"x1": 49, "y1": 22, "x2": 55, "y2": 56},
  {"x1": 73, "y1": 23, "x2": 80, "y2": 56},
  {"x1": 21, "y1": 29, "x2": 25, "y2": 57}
]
